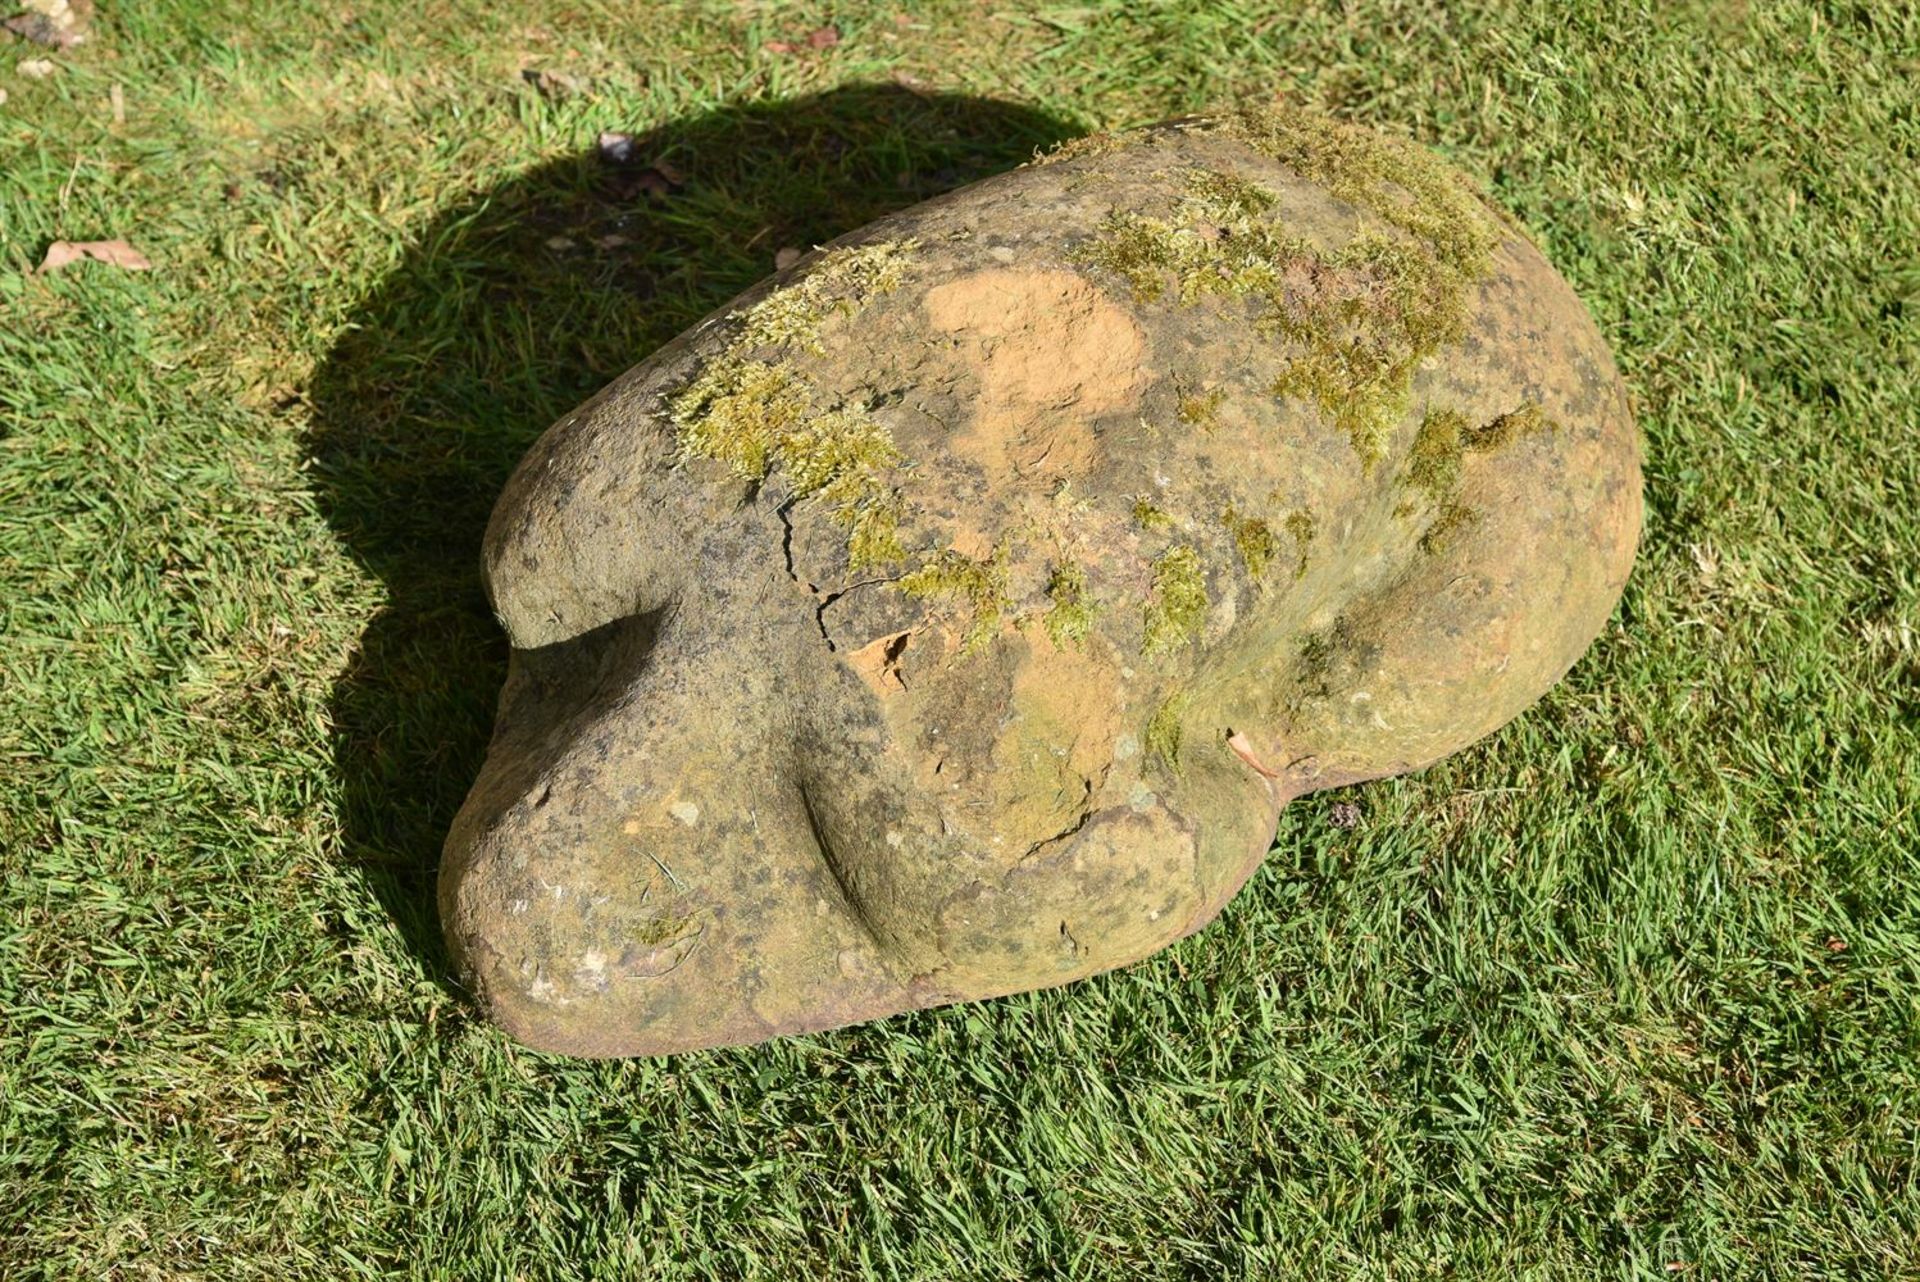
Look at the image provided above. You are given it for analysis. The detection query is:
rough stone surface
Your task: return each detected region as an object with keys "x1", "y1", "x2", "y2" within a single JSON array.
[{"x1": 442, "y1": 107, "x2": 1642, "y2": 1058}]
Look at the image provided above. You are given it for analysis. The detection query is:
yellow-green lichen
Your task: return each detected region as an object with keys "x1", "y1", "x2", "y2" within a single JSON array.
[
  {"x1": 1042, "y1": 563, "x2": 1098, "y2": 648},
  {"x1": 897, "y1": 547, "x2": 1012, "y2": 655},
  {"x1": 1132, "y1": 498, "x2": 1174, "y2": 531},
  {"x1": 1222, "y1": 505, "x2": 1279, "y2": 580},
  {"x1": 1144, "y1": 689, "x2": 1191, "y2": 772},
  {"x1": 1142, "y1": 544, "x2": 1207, "y2": 655},
  {"x1": 670, "y1": 241, "x2": 918, "y2": 571}
]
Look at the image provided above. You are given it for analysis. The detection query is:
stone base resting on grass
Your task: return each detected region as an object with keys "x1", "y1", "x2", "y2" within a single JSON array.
[{"x1": 439, "y1": 105, "x2": 1642, "y2": 1059}]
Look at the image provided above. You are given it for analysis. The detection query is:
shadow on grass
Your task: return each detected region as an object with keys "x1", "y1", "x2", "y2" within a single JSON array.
[{"x1": 306, "y1": 86, "x2": 1077, "y2": 987}]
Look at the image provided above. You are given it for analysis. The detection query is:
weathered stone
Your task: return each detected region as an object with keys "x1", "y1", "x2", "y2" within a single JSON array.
[{"x1": 442, "y1": 106, "x2": 1642, "y2": 1057}]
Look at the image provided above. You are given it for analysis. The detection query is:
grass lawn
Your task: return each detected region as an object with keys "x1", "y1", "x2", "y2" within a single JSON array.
[{"x1": 2, "y1": 0, "x2": 1917, "y2": 1276}]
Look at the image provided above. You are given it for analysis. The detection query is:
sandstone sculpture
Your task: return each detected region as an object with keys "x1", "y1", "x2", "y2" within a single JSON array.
[{"x1": 442, "y1": 106, "x2": 1642, "y2": 1057}]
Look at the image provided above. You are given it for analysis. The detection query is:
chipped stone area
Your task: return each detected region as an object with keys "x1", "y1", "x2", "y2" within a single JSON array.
[
  {"x1": 444, "y1": 104, "x2": 1643, "y2": 1058},
  {"x1": 923, "y1": 267, "x2": 1149, "y2": 488}
]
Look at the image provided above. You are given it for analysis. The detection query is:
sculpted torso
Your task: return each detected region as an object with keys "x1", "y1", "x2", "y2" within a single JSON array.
[{"x1": 442, "y1": 108, "x2": 1641, "y2": 1057}]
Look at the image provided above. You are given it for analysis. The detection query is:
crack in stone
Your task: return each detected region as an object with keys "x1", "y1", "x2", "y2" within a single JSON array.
[
  {"x1": 1016, "y1": 779, "x2": 1098, "y2": 861},
  {"x1": 813, "y1": 575, "x2": 907, "y2": 653},
  {"x1": 776, "y1": 501, "x2": 804, "y2": 587}
]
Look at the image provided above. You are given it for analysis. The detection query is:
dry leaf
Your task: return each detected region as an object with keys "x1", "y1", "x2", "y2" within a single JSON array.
[
  {"x1": 765, "y1": 25, "x2": 840, "y2": 54},
  {"x1": 520, "y1": 67, "x2": 585, "y2": 100},
  {"x1": 631, "y1": 168, "x2": 676, "y2": 199},
  {"x1": 37, "y1": 239, "x2": 153, "y2": 274},
  {"x1": 17, "y1": 58, "x2": 57, "y2": 79},
  {"x1": 596, "y1": 130, "x2": 638, "y2": 166},
  {"x1": 6, "y1": 0, "x2": 92, "y2": 49}
]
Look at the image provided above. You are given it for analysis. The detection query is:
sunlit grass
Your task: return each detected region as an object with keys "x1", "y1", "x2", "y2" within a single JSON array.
[{"x1": 1, "y1": 1, "x2": 1916, "y2": 1277}]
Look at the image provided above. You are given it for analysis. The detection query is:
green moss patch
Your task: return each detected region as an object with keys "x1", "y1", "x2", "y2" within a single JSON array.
[
  {"x1": 1405, "y1": 406, "x2": 1473, "y2": 504},
  {"x1": 1042, "y1": 563, "x2": 1098, "y2": 648},
  {"x1": 1402, "y1": 400, "x2": 1554, "y2": 552},
  {"x1": 1132, "y1": 498, "x2": 1174, "y2": 531},
  {"x1": 1211, "y1": 104, "x2": 1501, "y2": 281},
  {"x1": 1419, "y1": 501, "x2": 1481, "y2": 555},
  {"x1": 1222, "y1": 506, "x2": 1279, "y2": 580},
  {"x1": 1284, "y1": 509, "x2": 1316, "y2": 579},
  {"x1": 1177, "y1": 387, "x2": 1225, "y2": 428},
  {"x1": 1143, "y1": 689, "x2": 1191, "y2": 773},
  {"x1": 898, "y1": 546, "x2": 1013, "y2": 654},
  {"x1": 670, "y1": 241, "x2": 917, "y2": 571},
  {"x1": 1142, "y1": 544, "x2": 1208, "y2": 655},
  {"x1": 1068, "y1": 105, "x2": 1507, "y2": 468}
]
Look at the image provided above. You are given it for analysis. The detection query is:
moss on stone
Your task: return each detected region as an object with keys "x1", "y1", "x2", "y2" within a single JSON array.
[
  {"x1": 1462, "y1": 400, "x2": 1552, "y2": 451},
  {"x1": 731, "y1": 240, "x2": 918, "y2": 354},
  {"x1": 1177, "y1": 387, "x2": 1225, "y2": 429},
  {"x1": 1183, "y1": 167, "x2": 1279, "y2": 218},
  {"x1": 1132, "y1": 498, "x2": 1174, "y2": 531},
  {"x1": 898, "y1": 546, "x2": 1012, "y2": 654},
  {"x1": 1060, "y1": 103, "x2": 1510, "y2": 468},
  {"x1": 671, "y1": 359, "x2": 808, "y2": 481},
  {"x1": 1399, "y1": 401, "x2": 1552, "y2": 552},
  {"x1": 1405, "y1": 405, "x2": 1471, "y2": 505},
  {"x1": 1261, "y1": 230, "x2": 1487, "y2": 465},
  {"x1": 1030, "y1": 130, "x2": 1127, "y2": 167},
  {"x1": 1208, "y1": 103, "x2": 1501, "y2": 283},
  {"x1": 1042, "y1": 562, "x2": 1098, "y2": 648},
  {"x1": 670, "y1": 241, "x2": 919, "y2": 572},
  {"x1": 1420, "y1": 501, "x2": 1480, "y2": 555},
  {"x1": 1068, "y1": 215, "x2": 1186, "y2": 303},
  {"x1": 1070, "y1": 170, "x2": 1313, "y2": 307},
  {"x1": 1144, "y1": 689, "x2": 1190, "y2": 772},
  {"x1": 1069, "y1": 135, "x2": 1502, "y2": 467},
  {"x1": 1222, "y1": 505, "x2": 1279, "y2": 580},
  {"x1": 1142, "y1": 544, "x2": 1207, "y2": 655},
  {"x1": 1284, "y1": 509, "x2": 1315, "y2": 578},
  {"x1": 634, "y1": 911, "x2": 696, "y2": 948},
  {"x1": 839, "y1": 495, "x2": 908, "y2": 571}
]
